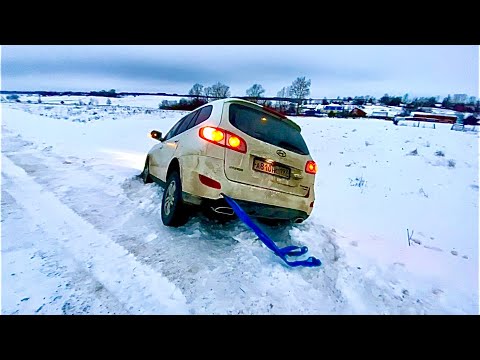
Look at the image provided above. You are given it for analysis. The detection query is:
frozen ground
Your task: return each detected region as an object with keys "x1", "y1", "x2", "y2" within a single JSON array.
[
  {"x1": 3, "y1": 93, "x2": 184, "y2": 108},
  {"x1": 1, "y1": 98, "x2": 478, "y2": 314}
]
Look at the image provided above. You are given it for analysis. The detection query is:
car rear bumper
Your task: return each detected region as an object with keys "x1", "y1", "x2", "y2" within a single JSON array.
[
  {"x1": 179, "y1": 155, "x2": 314, "y2": 219},
  {"x1": 203, "y1": 197, "x2": 309, "y2": 221}
]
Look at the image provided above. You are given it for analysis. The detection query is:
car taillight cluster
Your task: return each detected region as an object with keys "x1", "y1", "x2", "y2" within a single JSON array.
[
  {"x1": 199, "y1": 126, "x2": 247, "y2": 153},
  {"x1": 305, "y1": 160, "x2": 317, "y2": 174}
]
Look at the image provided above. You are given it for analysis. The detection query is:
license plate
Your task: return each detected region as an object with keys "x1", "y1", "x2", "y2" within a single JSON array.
[{"x1": 253, "y1": 158, "x2": 290, "y2": 179}]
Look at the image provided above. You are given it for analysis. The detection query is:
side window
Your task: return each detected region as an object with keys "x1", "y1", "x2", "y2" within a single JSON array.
[
  {"x1": 162, "y1": 106, "x2": 211, "y2": 141},
  {"x1": 193, "y1": 105, "x2": 213, "y2": 127},
  {"x1": 176, "y1": 111, "x2": 199, "y2": 136},
  {"x1": 163, "y1": 117, "x2": 185, "y2": 141}
]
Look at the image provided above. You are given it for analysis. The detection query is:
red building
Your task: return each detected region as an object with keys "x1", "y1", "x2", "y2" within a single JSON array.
[
  {"x1": 411, "y1": 112, "x2": 457, "y2": 124},
  {"x1": 350, "y1": 107, "x2": 367, "y2": 117}
]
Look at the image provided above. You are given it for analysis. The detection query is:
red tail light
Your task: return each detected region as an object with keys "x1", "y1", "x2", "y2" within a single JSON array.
[
  {"x1": 198, "y1": 174, "x2": 221, "y2": 189},
  {"x1": 305, "y1": 160, "x2": 317, "y2": 174},
  {"x1": 199, "y1": 126, "x2": 247, "y2": 153},
  {"x1": 199, "y1": 127, "x2": 224, "y2": 143}
]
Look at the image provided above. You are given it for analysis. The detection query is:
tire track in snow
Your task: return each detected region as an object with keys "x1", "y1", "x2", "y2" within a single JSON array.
[
  {"x1": 6, "y1": 128, "x2": 430, "y2": 314},
  {"x1": 4, "y1": 105, "x2": 476, "y2": 314},
  {"x1": 2, "y1": 187, "x2": 128, "y2": 315},
  {"x1": 3, "y1": 134, "x2": 339, "y2": 313},
  {"x1": 2, "y1": 155, "x2": 189, "y2": 315},
  {"x1": 3, "y1": 131, "x2": 429, "y2": 314}
]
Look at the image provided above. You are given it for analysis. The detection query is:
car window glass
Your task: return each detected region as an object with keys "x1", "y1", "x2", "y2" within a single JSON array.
[
  {"x1": 176, "y1": 111, "x2": 198, "y2": 135},
  {"x1": 229, "y1": 103, "x2": 309, "y2": 155},
  {"x1": 163, "y1": 117, "x2": 185, "y2": 141},
  {"x1": 184, "y1": 110, "x2": 201, "y2": 131},
  {"x1": 194, "y1": 105, "x2": 213, "y2": 126}
]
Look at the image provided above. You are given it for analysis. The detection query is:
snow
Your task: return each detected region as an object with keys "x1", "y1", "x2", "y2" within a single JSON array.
[
  {"x1": 7, "y1": 94, "x2": 186, "y2": 109},
  {"x1": 1, "y1": 100, "x2": 479, "y2": 314},
  {"x1": 362, "y1": 105, "x2": 404, "y2": 118},
  {"x1": 425, "y1": 108, "x2": 459, "y2": 116}
]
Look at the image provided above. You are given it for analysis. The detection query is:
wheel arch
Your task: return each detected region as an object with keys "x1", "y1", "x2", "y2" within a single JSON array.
[{"x1": 167, "y1": 158, "x2": 181, "y2": 181}]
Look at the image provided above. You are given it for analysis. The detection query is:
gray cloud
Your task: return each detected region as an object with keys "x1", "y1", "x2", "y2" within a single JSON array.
[{"x1": 1, "y1": 45, "x2": 478, "y2": 98}]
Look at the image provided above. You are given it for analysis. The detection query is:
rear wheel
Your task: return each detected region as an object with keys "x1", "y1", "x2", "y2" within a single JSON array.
[
  {"x1": 161, "y1": 171, "x2": 189, "y2": 227},
  {"x1": 142, "y1": 157, "x2": 153, "y2": 184}
]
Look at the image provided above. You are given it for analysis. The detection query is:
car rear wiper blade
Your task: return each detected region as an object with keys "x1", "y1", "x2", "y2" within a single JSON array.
[{"x1": 278, "y1": 141, "x2": 307, "y2": 155}]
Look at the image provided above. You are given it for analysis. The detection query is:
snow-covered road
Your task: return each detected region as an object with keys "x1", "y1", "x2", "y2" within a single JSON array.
[{"x1": 2, "y1": 99, "x2": 478, "y2": 314}]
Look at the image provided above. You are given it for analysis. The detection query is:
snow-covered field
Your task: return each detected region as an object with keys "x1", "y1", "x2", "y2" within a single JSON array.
[
  {"x1": 3, "y1": 94, "x2": 183, "y2": 109},
  {"x1": 1, "y1": 96, "x2": 478, "y2": 314}
]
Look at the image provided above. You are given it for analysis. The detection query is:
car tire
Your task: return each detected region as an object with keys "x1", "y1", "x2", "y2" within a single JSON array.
[
  {"x1": 161, "y1": 171, "x2": 189, "y2": 227},
  {"x1": 142, "y1": 157, "x2": 153, "y2": 184}
]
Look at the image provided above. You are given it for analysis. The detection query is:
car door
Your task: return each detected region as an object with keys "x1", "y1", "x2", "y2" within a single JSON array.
[{"x1": 149, "y1": 111, "x2": 199, "y2": 182}]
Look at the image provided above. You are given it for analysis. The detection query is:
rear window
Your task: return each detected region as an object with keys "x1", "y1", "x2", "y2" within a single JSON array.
[{"x1": 228, "y1": 103, "x2": 309, "y2": 155}]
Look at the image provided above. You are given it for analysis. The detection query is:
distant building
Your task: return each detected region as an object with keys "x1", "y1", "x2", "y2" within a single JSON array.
[
  {"x1": 322, "y1": 105, "x2": 344, "y2": 113},
  {"x1": 464, "y1": 115, "x2": 479, "y2": 125},
  {"x1": 299, "y1": 104, "x2": 317, "y2": 114},
  {"x1": 453, "y1": 103, "x2": 476, "y2": 113},
  {"x1": 411, "y1": 111, "x2": 457, "y2": 124},
  {"x1": 370, "y1": 111, "x2": 389, "y2": 119},
  {"x1": 350, "y1": 107, "x2": 367, "y2": 117}
]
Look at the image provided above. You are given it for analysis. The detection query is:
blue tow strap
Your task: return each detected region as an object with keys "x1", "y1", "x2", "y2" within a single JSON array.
[{"x1": 222, "y1": 194, "x2": 321, "y2": 268}]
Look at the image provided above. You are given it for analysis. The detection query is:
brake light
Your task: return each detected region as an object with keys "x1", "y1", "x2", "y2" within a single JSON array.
[
  {"x1": 199, "y1": 127, "x2": 247, "y2": 153},
  {"x1": 200, "y1": 127, "x2": 224, "y2": 142},
  {"x1": 228, "y1": 136, "x2": 241, "y2": 148},
  {"x1": 305, "y1": 160, "x2": 317, "y2": 174}
]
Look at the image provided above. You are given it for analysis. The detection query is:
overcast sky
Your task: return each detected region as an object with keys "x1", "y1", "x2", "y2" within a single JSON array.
[{"x1": 1, "y1": 45, "x2": 478, "y2": 99}]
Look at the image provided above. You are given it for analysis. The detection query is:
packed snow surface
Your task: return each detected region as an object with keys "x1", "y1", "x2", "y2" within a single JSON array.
[{"x1": 1, "y1": 97, "x2": 478, "y2": 314}]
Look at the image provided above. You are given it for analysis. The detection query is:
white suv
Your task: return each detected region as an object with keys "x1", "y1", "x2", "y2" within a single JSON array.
[{"x1": 141, "y1": 98, "x2": 317, "y2": 227}]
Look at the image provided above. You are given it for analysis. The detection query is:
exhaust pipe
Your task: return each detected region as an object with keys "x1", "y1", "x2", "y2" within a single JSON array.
[
  {"x1": 294, "y1": 218, "x2": 304, "y2": 224},
  {"x1": 211, "y1": 206, "x2": 235, "y2": 216}
]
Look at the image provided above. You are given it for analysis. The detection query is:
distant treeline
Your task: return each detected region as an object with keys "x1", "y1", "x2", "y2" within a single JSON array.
[
  {"x1": 2, "y1": 86, "x2": 479, "y2": 114},
  {"x1": 0, "y1": 89, "x2": 121, "y2": 98},
  {"x1": 0, "y1": 89, "x2": 312, "y2": 103}
]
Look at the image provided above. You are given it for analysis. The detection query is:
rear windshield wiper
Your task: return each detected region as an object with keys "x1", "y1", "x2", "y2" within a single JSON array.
[{"x1": 278, "y1": 141, "x2": 308, "y2": 155}]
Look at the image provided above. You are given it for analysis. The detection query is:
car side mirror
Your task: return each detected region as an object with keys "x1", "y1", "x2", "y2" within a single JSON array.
[{"x1": 150, "y1": 130, "x2": 163, "y2": 141}]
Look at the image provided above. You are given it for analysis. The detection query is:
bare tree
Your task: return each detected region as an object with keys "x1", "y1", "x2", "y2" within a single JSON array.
[
  {"x1": 289, "y1": 76, "x2": 311, "y2": 114},
  {"x1": 188, "y1": 83, "x2": 204, "y2": 100},
  {"x1": 204, "y1": 86, "x2": 213, "y2": 102},
  {"x1": 246, "y1": 84, "x2": 266, "y2": 103},
  {"x1": 210, "y1": 82, "x2": 231, "y2": 99},
  {"x1": 276, "y1": 86, "x2": 291, "y2": 111}
]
